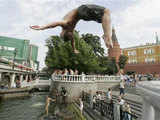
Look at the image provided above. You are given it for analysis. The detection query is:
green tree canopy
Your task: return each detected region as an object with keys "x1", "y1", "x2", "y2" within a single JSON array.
[
  {"x1": 45, "y1": 31, "x2": 118, "y2": 75},
  {"x1": 45, "y1": 31, "x2": 100, "y2": 74},
  {"x1": 106, "y1": 57, "x2": 118, "y2": 75},
  {"x1": 118, "y1": 55, "x2": 128, "y2": 69},
  {"x1": 81, "y1": 33, "x2": 105, "y2": 56}
]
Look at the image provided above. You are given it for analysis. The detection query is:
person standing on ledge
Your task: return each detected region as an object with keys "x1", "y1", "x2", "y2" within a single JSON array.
[{"x1": 30, "y1": 4, "x2": 113, "y2": 53}]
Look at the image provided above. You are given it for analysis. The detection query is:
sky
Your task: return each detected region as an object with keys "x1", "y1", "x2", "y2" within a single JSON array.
[{"x1": 1, "y1": 0, "x2": 160, "y2": 69}]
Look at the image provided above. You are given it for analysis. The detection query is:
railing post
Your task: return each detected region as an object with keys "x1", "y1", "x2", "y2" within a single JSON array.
[
  {"x1": 10, "y1": 73, "x2": 16, "y2": 88},
  {"x1": 82, "y1": 74, "x2": 85, "y2": 82}
]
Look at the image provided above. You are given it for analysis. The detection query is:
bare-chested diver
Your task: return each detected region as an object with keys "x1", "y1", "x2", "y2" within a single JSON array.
[
  {"x1": 45, "y1": 96, "x2": 55, "y2": 116},
  {"x1": 30, "y1": 4, "x2": 113, "y2": 53}
]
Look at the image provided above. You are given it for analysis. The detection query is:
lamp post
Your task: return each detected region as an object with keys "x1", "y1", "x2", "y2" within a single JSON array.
[{"x1": 12, "y1": 48, "x2": 17, "y2": 70}]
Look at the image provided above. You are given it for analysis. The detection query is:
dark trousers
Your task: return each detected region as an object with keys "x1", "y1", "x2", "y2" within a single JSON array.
[{"x1": 120, "y1": 88, "x2": 125, "y2": 95}]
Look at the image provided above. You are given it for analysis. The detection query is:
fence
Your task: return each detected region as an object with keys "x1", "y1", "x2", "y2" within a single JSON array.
[
  {"x1": 82, "y1": 92, "x2": 138, "y2": 120},
  {"x1": 52, "y1": 75, "x2": 120, "y2": 82}
]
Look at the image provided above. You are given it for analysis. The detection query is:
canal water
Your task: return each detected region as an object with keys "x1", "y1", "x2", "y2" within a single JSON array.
[{"x1": 0, "y1": 93, "x2": 47, "y2": 120}]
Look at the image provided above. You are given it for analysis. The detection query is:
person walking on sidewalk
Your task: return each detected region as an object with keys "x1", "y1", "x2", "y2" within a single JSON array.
[{"x1": 120, "y1": 79, "x2": 125, "y2": 97}]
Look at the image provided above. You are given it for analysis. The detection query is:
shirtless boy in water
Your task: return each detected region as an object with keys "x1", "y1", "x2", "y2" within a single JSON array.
[
  {"x1": 45, "y1": 96, "x2": 55, "y2": 116},
  {"x1": 30, "y1": 4, "x2": 113, "y2": 53}
]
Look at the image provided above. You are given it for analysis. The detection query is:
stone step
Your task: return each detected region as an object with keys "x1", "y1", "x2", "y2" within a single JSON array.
[
  {"x1": 112, "y1": 85, "x2": 141, "y2": 96},
  {"x1": 112, "y1": 95, "x2": 142, "y2": 118}
]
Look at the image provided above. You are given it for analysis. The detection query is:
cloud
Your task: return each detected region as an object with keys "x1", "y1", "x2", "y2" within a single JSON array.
[{"x1": 116, "y1": 0, "x2": 160, "y2": 48}]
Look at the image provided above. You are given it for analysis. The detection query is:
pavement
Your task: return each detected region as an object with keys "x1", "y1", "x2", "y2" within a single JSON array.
[{"x1": 112, "y1": 90, "x2": 142, "y2": 104}]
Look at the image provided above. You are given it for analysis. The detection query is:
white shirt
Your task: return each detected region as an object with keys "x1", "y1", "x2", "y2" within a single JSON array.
[
  {"x1": 97, "y1": 94, "x2": 101, "y2": 100},
  {"x1": 119, "y1": 99, "x2": 125, "y2": 105},
  {"x1": 108, "y1": 91, "x2": 112, "y2": 99},
  {"x1": 120, "y1": 81, "x2": 124, "y2": 88},
  {"x1": 93, "y1": 97, "x2": 96, "y2": 103},
  {"x1": 80, "y1": 101, "x2": 83, "y2": 110}
]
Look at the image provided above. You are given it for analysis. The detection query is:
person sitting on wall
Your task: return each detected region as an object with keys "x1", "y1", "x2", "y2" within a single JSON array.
[{"x1": 74, "y1": 69, "x2": 79, "y2": 75}]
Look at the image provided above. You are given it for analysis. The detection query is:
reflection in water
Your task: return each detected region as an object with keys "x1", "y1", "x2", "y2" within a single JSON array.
[
  {"x1": 31, "y1": 102, "x2": 45, "y2": 108},
  {"x1": 0, "y1": 93, "x2": 47, "y2": 120}
]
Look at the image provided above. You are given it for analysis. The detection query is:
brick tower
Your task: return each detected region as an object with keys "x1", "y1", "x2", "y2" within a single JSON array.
[{"x1": 108, "y1": 27, "x2": 121, "y2": 63}]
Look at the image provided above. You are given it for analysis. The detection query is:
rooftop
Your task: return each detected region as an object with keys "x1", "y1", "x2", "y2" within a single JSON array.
[{"x1": 122, "y1": 43, "x2": 160, "y2": 50}]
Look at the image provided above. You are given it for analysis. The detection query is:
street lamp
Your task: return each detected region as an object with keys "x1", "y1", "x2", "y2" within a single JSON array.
[{"x1": 12, "y1": 48, "x2": 17, "y2": 70}]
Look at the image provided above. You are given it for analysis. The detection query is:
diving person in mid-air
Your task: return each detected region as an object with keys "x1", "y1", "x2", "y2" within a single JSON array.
[{"x1": 30, "y1": 4, "x2": 113, "y2": 53}]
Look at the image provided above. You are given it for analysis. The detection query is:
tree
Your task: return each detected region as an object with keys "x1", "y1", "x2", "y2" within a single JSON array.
[
  {"x1": 41, "y1": 67, "x2": 49, "y2": 73},
  {"x1": 118, "y1": 55, "x2": 128, "y2": 69},
  {"x1": 106, "y1": 57, "x2": 118, "y2": 75},
  {"x1": 81, "y1": 33, "x2": 105, "y2": 56},
  {"x1": 45, "y1": 31, "x2": 100, "y2": 74},
  {"x1": 45, "y1": 31, "x2": 120, "y2": 75}
]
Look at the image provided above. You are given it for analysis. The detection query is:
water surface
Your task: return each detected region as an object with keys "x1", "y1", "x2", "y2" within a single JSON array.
[{"x1": 0, "y1": 93, "x2": 47, "y2": 120}]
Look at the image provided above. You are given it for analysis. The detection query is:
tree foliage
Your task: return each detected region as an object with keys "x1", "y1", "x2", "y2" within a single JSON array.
[
  {"x1": 45, "y1": 31, "x2": 118, "y2": 75},
  {"x1": 118, "y1": 55, "x2": 128, "y2": 69},
  {"x1": 81, "y1": 33, "x2": 104, "y2": 56},
  {"x1": 45, "y1": 31, "x2": 100, "y2": 74},
  {"x1": 107, "y1": 57, "x2": 118, "y2": 75}
]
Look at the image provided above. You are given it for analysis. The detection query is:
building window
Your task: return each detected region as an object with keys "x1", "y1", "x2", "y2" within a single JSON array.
[
  {"x1": 0, "y1": 46, "x2": 15, "y2": 51},
  {"x1": 145, "y1": 58, "x2": 155, "y2": 63},
  {"x1": 144, "y1": 49, "x2": 154, "y2": 54},
  {"x1": 128, "y1": 59, "x2": 137, "y2": 64},
  {"x1": 128, "y1": 51, "x2": 136, "y2": 56}
]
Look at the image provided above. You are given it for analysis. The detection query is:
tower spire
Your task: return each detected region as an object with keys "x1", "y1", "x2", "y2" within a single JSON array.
[
  {"x1": 155, "y1": 32, "x2": 159, "y2": 44},
  {"x1": 112, "y1": 26, "x2": 118, "y2": 42}
]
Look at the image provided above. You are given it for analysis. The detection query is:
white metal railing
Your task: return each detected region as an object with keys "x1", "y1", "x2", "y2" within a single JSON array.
[{"x1": 52, "y1": 75, "x2": 120, "y2": 82}]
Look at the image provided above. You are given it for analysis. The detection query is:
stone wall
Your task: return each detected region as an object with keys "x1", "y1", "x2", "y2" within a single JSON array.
[
  {"x1": 50, "y1": 81, "x2": 97, "y2": 102},
  {"x1": 96, "y1": 80, "x2": 120, "y2": 91},
  {"x1": 50, "y1": 80, "x2": 120, "y2": 102}
]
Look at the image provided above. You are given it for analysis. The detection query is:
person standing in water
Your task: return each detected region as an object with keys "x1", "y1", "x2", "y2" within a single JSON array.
[{"x1": 45, "y1": 96, "x2": 55, "y2": 116}]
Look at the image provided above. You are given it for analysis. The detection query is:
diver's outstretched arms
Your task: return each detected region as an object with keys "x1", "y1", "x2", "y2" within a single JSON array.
[
  {"x1": 102, "y1": 9, "x2": 113, "y2": 48},
  {"x1": 30, "y1": 25, "x2": 44, "y2": 30},
  {"x1": 30, "y1": 21, "x2": 67, "y2": 30}
]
